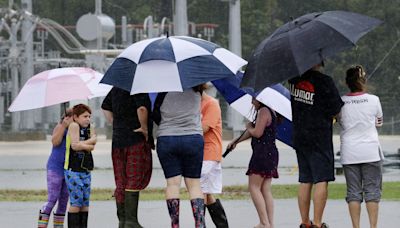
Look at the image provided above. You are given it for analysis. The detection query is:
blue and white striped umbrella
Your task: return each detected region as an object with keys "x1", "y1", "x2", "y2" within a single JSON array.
[
  {"x1": 100, "y1": 36, "x2": 247, "y2": 94},
  {"x1": 212, "y1": 73, "x2": 293, "y2": 147}
]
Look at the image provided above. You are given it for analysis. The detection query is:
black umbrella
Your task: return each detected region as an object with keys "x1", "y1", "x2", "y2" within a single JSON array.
[{"x1": 241, "y1": 10, "x2": 382, "y2": 92}]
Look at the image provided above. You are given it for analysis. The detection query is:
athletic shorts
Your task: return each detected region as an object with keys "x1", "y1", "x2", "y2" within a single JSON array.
[
  {"x1": 296, "y1": 146, "x2": 335, "y2": 184},
  {"x1": 64, "y1": 170, "x2": 91, "y2": 207},
  {"x1": 157, "y1": 134, "x2": 204, "y2": 179},
  {"x1": 200, "y1": 161, "x2": 222, "y2": 194},
  {"x1": 343, "y1": 161, "x2": 382, "y2": 203}
]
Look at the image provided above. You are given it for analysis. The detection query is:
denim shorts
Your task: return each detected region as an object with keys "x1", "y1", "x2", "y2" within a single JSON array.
[
  {"x1": 157, "y1": 134, "x2": 204, "y2": 178},
  {"x1": 343, "y1": 161, "x2": 382, "y2": 203},
  {"x1": 296, "y1": 146, "x2": 335, "y2": 184}
]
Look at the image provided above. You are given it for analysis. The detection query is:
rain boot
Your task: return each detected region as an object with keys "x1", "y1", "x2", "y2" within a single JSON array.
[
  {"x1": 79, "y1": 211, "x2": 88, "y2": 228},
  {"x1": 167, "y1": 198, "x2": 180, "y2": 228},
  {"x1": 206, "y1": 199, "x2": 229, "y2": 228},
  {"x1": 38, "y1": 210, "x2": 50, "y2": 228},
  {"x1": 53, "y1": 213, "x2": 65, "y2": 228},
  {"x1": 116, "y1": 202, "x2": 125, "y2": 228},
  {"x1": 125, "y1": 191, "x2": 143, "y2": 228},
  {"x1": 190, "y1": 198, "x2": 206, "y2": 228},
  {"x1": 67, "y1": 212, "x2": 80, "y2": 228}
]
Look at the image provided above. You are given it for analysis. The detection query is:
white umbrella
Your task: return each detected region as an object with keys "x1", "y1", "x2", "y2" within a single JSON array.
[
  {"x1": 100, "y1": 35, "x2": 247, "y2": 94},
  {"x1": 8, "y1": 67, "x2": 111, "y2": 112}
]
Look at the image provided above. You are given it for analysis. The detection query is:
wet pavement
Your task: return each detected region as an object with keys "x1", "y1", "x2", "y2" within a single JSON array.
[
  {"x1": 2, "y1": 199, "x2": 400, "y2": 227},
  {"x1": 0, "y1": 135, "x2": 399, "y2": 227}
]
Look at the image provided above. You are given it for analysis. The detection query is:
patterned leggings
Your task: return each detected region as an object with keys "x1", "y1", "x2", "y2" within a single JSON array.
[{"x1": 41, "y1": 170, "x2": 69, "y2": 215}]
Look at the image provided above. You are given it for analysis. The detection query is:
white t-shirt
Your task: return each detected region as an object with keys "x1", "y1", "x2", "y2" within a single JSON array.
[{"x1": 338, "y1": 93, "x2": 384, "y2": 165}]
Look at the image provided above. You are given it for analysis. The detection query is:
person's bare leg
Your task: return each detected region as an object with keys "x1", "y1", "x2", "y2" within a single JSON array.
[
  {"x1": 366, "y1": 201, "x2": 379, "y2": 228},
  {"x1": 313, "y1": 182, "x2": 328, "y2": 226},
  {"x1": 298, "y1": 183, "x2": 312, "y2": 225},
  {"x1": 207, "y1": 194, "x2": 216, "y2": 204},
  {"x1": 261, "y1": 178, "x2": 274, "y2": 228},
  {"x1": 184, "y1": 177, "x2": 203, "y2": 199},
  {"x1": 203, "y1": 193, "x2": 216, "y2": 205},
  {"x1": 166, "y1": 175, "x2": 182, "y2": 199},
  {"x1": 249, "y1": 175, "x2": 270, "y2": 228},
  {"x1": 68, "y1": 206, "x2": 80, "y2": 213},
  {"x1": 348, "y1": 201, "x2": 361, "y2": 228}
]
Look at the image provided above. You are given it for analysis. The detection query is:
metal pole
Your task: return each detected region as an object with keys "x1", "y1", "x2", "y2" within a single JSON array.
[
  {"x1": 95, "y1": 0, "x2": 103, "y2": 49},
  {"x1": 21, "y1": 0, "x2": 35, "y2": 129},
  {"x1": 121, "y1": 16, "x2": 127, "y2": 45},
  {"x1": 173, "y1": 0, "x2": 188, "y2": 36},
  {"x1": 95, "y1": 0, "x2": 102, "y2": 14},
  {"x1": 228, "y1": 0, "x2": 244, "y2": 137},
  {"x1": 229, "y1": 0, "x2": 242, "y2": 56},
  {"x1": 10, "y1": 18, "x2": 20, "y2": 131},
  {"x1": 143, "y1": 16, "x2": 154, "y2": 38}
]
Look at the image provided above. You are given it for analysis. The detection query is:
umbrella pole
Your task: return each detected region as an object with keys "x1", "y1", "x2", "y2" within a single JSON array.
[
  {"x1": 222, "y1": 130, "x2": 247, "y2": 158},
  {"x1": 61, "y1": 102, "x2": 68, "y2": 119}
]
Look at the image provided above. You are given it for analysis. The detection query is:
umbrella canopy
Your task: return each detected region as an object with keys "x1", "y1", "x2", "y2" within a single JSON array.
[
  {"x1": 8, "y1": 67, "x2": 111, "y2": 112},
  {"x1": 100, "y1": 35, "x2": 247, "y2": 94},
  {"x1": 212, "y1": 72, "x2": 293, "y2": 147},
  {"x1": 242, "y1": 10, "x2": 382, "y2": 91}
]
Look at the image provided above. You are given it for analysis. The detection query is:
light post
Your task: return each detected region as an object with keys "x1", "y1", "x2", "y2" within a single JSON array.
[{"x1": 222, "y1": 0, "x2": 244, "y2": 137}]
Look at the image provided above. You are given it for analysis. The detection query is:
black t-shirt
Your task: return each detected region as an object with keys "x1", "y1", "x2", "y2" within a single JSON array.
[
  {"x1": 288, "y1": 70, "x2": 344, "y2": 150},
  {"x1": 101, "y1": 87, "x2": 153, "y2": 148}
]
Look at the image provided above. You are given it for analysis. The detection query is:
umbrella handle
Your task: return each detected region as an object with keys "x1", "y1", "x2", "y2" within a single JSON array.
[
  {"x1": 61, "y1": 102, "x2": 69, "y2": 121},
  {"x1": 223, "y1": 130, "x2": 247, "y2": 158}
]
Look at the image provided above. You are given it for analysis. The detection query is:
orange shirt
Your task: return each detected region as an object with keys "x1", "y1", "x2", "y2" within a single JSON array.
[{"x1": 201, "y1": 94, "x2": 222, "y2": 161}]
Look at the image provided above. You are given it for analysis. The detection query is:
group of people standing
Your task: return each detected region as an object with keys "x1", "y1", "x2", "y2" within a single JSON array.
[
  {"x1": 100, "y1": 84, "x2": 229, "y2": 228},
  {"x1": 36, "y1": 62, "x2": 383, "y2": 228}
]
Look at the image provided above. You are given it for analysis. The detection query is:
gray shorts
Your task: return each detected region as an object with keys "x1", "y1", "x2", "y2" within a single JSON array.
[{"x1": 343, "y1": 161, "x2": 382, "y2": 203}]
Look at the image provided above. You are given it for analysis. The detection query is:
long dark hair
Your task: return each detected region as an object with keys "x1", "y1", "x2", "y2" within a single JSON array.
[
  {"x1": 346, "y1": 65, "x2": 367, "y2": 92},
  {"x1": 252, "y1": 100, "x2": 284, "y2": 125}
]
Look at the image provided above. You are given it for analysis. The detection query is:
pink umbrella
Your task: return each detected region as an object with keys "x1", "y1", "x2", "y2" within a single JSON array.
[{"x1": 8, "y1": 67, "x2": 112, "y2": 112}]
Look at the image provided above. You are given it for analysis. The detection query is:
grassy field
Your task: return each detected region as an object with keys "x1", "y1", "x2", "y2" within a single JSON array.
[{"x1": 1, "y1": 182, "x2": 399, "y2": 202}]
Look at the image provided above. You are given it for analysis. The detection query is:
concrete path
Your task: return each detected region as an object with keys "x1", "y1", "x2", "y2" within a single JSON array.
[{"x1": 2, "y1": 199, "x2": 400, "y2": 227}]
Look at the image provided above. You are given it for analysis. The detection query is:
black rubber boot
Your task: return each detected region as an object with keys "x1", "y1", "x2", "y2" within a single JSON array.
[
  {"x1": 79, "y1": 211, "x2": 88, "y2": 228},
  {"x1": 116, "y1": 202, "x2": 126, "y2": 228},
  {"x1": 125, "y1": 191, "x2": 143, "y2": 228},
  {"x1": 206, "y1": 199, "x2": 229, "y2": 228},
  {"x1": 67, "y1": 212, "x2": 80, "y2": 228}
]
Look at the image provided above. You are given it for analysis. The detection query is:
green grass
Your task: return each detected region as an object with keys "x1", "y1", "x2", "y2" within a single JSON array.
[{"x1": 1, "y1": 182, "x2": 399, "y2": 202}]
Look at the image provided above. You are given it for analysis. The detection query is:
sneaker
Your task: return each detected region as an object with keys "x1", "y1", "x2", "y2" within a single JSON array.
[{"x1": 311, "y1": 223, "x2": 329, "y2": 228}]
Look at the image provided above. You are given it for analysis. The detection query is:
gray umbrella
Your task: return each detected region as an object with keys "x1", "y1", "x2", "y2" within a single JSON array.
[{"x1": 241, "y1": 10, "x2": 382, "y2": 92}]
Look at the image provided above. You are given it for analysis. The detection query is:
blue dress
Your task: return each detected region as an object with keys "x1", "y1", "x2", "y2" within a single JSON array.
[{"x1": 246, "y1": 107, "x2": 279, "y2": 178}]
